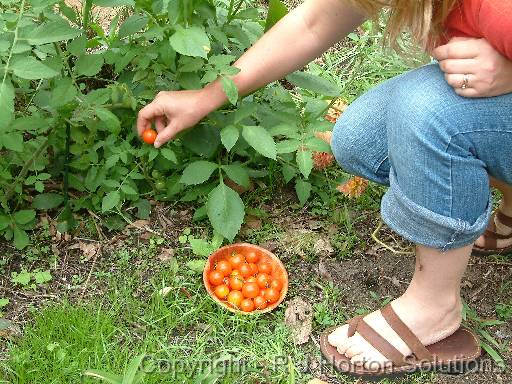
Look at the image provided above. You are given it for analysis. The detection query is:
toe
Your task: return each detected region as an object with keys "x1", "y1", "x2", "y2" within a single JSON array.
[
  {"x1": 363, "y1": 352, "x2": 390, "y2": 372},
  {"x1": 327, "y1": 324, "x2": 349, "y2": 348},
  {"x1": 345, "y1": 344, "x2": 364, "y2": 359}
]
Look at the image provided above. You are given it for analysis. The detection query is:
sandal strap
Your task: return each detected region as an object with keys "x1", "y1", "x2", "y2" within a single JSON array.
[
  {"x1": 355, "y1": 319, "x2": 408, "y2": 367},
  {"x1": 347, "y1": 316, "x2": 363, "y2": 337},
  {"x1": 497, "y1": 210, "x2": 512, "y2": 229},
  {"x1": 381, "y1": 304, "x2": 433, "y2": 361}
]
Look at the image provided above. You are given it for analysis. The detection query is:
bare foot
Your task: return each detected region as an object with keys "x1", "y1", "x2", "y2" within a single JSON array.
[{"x1": 327, "y1": 294, "x2": 462, "y2": 371}]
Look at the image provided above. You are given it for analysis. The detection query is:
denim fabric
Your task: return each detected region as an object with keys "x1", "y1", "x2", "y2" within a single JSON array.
[{"x1": 331, "y1": 64, "x2": 512, "y2": 251}]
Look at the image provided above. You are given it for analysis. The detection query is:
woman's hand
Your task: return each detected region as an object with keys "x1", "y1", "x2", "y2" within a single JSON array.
[
  {"x1": 136, "y1": 89, "x2": 212, "y2": 148},
  {"x1": 433, "y1": 37, "x2": 512, "y2": 98}
]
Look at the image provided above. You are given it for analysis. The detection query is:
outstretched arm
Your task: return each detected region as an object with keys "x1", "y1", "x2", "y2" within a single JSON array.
[{"x1": 137, "y1": 0, "x2": 366, "y2": 147}]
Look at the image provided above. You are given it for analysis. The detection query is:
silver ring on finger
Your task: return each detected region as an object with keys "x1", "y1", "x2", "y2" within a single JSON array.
[{"x1": 461, "y1": 74, "x2": 470, "y2": 89}]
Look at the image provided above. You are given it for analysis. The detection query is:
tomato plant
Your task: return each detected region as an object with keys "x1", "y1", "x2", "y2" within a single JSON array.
[{"x1": 0, "y1": 0, "x2": 339, "y2": 249}]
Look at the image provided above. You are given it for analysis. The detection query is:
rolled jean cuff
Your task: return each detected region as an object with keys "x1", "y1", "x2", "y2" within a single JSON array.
[{"x1": 381, "y1": 171, "x2": 493, "y2": 251}]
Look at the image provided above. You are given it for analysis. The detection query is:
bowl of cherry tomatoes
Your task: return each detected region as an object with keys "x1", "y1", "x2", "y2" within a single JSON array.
[{"x1": 203, "y1": 243, "x2": 288, "y2": 314}]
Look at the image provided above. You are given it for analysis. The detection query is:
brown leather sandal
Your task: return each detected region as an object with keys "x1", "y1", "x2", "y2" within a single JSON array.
[
  {"x1": 472, "y1": 210, "x2": 512, "y2": 256},
  {"x1": 320, "y1": 304, "x2": 481, "y2": 379}
]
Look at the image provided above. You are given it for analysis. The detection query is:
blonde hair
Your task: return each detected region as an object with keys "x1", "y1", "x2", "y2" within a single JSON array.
[{"x1": 350, "y1": 0, "x2": 459, "y2": 50}]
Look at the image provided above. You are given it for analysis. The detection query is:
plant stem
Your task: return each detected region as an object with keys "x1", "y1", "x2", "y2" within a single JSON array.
[
  {"x1": 82, "y1": 0, "x2": 93, "y2": 31},
  {"x1": 1, "y1": 0, "x2": 26, "y2": 88}
]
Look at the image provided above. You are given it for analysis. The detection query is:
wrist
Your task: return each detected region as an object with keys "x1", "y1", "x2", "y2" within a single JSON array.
[{"x1": 197, "y1": 80, "x2": 228, "y2": 116}]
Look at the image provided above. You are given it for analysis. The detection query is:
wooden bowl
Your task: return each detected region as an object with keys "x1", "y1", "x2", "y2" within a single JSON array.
[{"x1": 203, "y1": 243, "x2": 288, "y2": 314}]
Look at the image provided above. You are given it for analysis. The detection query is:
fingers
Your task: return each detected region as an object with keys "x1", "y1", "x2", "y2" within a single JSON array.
[
  {"x1": 137, "y1": 101, "x2": 164, "y2": 136},
  {"x1": 432, "y1": 39, "x2": 483, "y2": 61},
  {"x1": 438, "y1": 58, "x2": 477, "y2": 74},
  {"x1": 444, "y1": 73, "x2": 473, "y2": 89},
  {"x1": 154, "y1": 122, "x2": 180, "y2": 148},
  {"x1": 454, "y1": 87, "x2": 481, "y2": 98},
  {"x1": 155, "y1": 116, "x2": 166, "y2": 132}
]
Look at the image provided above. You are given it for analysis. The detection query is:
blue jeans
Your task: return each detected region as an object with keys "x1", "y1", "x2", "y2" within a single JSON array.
[{"x1": 331, "y1": 64, "x2": 512, "y2": 250}]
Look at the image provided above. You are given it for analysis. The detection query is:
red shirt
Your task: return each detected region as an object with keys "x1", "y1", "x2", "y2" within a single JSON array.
[{"x1": 443, "y1": 0, "x2": 512, "y2": 59}]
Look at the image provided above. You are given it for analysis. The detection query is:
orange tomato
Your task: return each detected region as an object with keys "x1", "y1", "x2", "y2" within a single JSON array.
[
  {"x1": 214, "y1": 284, "x2": 230, "y2": 300},
  {"x1": 227, "y1": 290, "x2": 243, "y2": 308},
  {"x1": 245, "y1": 250, "x2": 259, "y2": 263},
  {"x1": 245, "y1": 276, "x2": 257, "y2": 284},
  {"x1": 257, "y1": 261, "x2": 272, "y2": 275},
  {"x1": 229, "y1": 253, "x2": 245, "y2": 269},
  {"x1": 254, "y1": 295, "x2": 267, "y2": 310},
  {"x1": 263, "y1": 287, "x2": 280, "y2": 303},
  {"x1": 240, "y1": 298, "x2": 255, "y2": 312},
  {"x1": 242, "y1": 281, "x2": 260, "y2": 299},
  {"x1": 256, "y1": 273, "x2": 270, "y2": 289},
  {"x1": 142, "y1": 129, "x2": 157, "y2": 144},
  {"x1": 216, "y1": 260, "x2": 232, "y2": 277},
  {"x1": 270, "y1": 278, "x2": 283, "y2": 291},
  {"x1": 248, "y1": 262, "x2": 258, "y2": 276},
  {"x1": 209, "y1": 270, "x2": 224, "y2": 286},
  {"x1": 230, "y1": 269, "x2": 241, "y2": 277},
  {"x1": 239, "y1": 263, "x2": 252, "y2": 278},
  {"x1": 228, "y1": 275, "x2": 244, "y2": 291}
]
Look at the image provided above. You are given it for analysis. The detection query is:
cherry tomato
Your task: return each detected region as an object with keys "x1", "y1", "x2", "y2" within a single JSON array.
[
  {"x1": 239, "y1": 263, "x2": 252, "y2": 278},
  {"x1": 229, "y1": 253, "x2": 245, "y2": 269},
  {"x1": 228, "y1": 275, "x2": 244, "y2": 291},
  {"x1": 245, "y1": 250, "x2": 259, "y2": 263},
  {"x1": 240, "y1": 298, "x2": 255, "y2": 312},
  {"x1": 142, "y1": 129, "x2": 157, "y2": 145},
  {"x1": 248, "y1": 262, "x2": 258, "y2": 276},
  {"x1": 257, "y1": 261, "x2": 272, "y2": 275},
  {"x1": 155, "y1": 180, "x2": 166, "y2": 191},
  {"x1": 209, "y1": 270, "x2": 224, "y2": 286},
  {"x1": 245, "y1": 276, "x2": 257, "y2": 284},
  {"x1": 227, "y1": 290, "x2": 243, "y2": 308},
  {"x1": 270, "y1": 278, "x2": 284, "y2": 291},
  {"x1": 254, "y1": 295, "x2": 267, "y2": 310},
  {"x1": 230, "y1": 269, "x2": 241, "y2": 277},
  {"x1": 256, "y1": 273, "x2": 270, "y2": 289},
  {"x1": 214, "y1": 284, "x2": 230, "y2": 299},
  {"x1": 216, "y1": 260, "x2": 232, "y2": 277},
  {"x1": 242, "y1": 282, "x2": 260, "y2": 299},
  {"x1": 151, "y1": 170, "x2": 162, "y2": 179},
  {"x1": 263, "y1": 287, "x2": 280, "y2": 303}
]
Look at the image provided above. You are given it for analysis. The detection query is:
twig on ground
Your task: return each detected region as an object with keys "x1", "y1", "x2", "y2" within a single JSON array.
[
  {"x1": 371, "y1": 220, "x2": 414, "y2": 255},
  {"x1": 79, "y1": 244, "x2": 102, "y2": 302}
]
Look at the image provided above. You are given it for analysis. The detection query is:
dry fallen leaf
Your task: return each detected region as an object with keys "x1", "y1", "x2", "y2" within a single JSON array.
[
  {"x1": 0, "y1": 319, "x2": 21, "y2": 339},
  {"x1": 68, "y1": 241, "x2": 101, "y2": 260},
  {"x1": 284, "y1": 297, "x2": 313, "y2": 345},
  {"x1": 157, "y1": 248, "x2": 174, "y2": 262},
  {"x1": 245, "y1": 215, "x2": 262, "y2": 230},
  {"x1": 313, "y1": 239, "x2": 334, "y2": 256},
  {"x1": 158, "y1": 287, "x2": 172, "y2": 297},
  {"x1": 126, "y1": 220, "x2": 150, "y2": 230},
  {"x1": 318, "y1": 258, "x2": 333, "y2": 283}
]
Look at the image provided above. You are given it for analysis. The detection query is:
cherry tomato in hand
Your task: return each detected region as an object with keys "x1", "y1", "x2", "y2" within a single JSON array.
[{"x1": 142, "y1": 129, "x2": 157, "y2": 145}]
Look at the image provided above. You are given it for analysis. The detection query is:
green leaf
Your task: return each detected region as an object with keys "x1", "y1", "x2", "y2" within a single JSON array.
[
  {"x1": 14, "y1": 210, "x2": 36, "y2": 225},
  {"x1": 222, "y1": 164, "x2": 249, "y2": 188},
  {"x1": 180, "y1": 161, "x2": 218, "y2": 185},
  {"x1": 295, "y1": 179, "x2": 311, "y2": 206},
  {"x1": 160, "y1": 148, "x2": 177, "y2": 163},
  {"x1": 32, "y1": 193, "x2": 64, "y2": 210},
  {"x1": 265, "y1": 0, "x2": 288, "y2": 31},
  {"x1": 0, "y1": 298, "x2": 9, "y2": 308},
  {"x1": 26, "y1": 20, "x2": 82, "y2": 45},
  {"x1": 50, "y1": 77, "x2": 77, "y2": 107},
  {"x1": 286, "y1": 72, "x2": 341, "y2": 97},
  {"x1": 305, "y1": 136, "x2": 331, "y2": 152},
  {"x1": 134, "y1": 199, "x2": 151, "y2": 219},
  {"x1": 169, "y1": 26, "x2": 210, "y2": 59},
  {"x1": 122, "y1": 354, "x2": 146, "y2": 384},
  {"x1": 118, "y1": 15, "x2": 148, "y2": 39},
  {"x1": 181, "y1": 124, "x2": 220, "y2": 158},
  {"x1": 0, "y1": 82, "x2": 14, "y2": 131},
  {"x1": 221, "y1": 76, "x2": 238, "y2": 105},
  {"x1": 75, "y1": 54, "x2": 104, "y2": 76},
  {"x1": 13, "y1": 227, "x2": 30, "y2": 250},
  {"x1": 281, "y1": 164, "x2": 297, "y2": 183},
  {"x1": 242, "y1": 126, "x2": 277, "y2": 160},
  {"x1": 189, "y1": 238, "x2": 214, "y2": 257},
  {"x1": 207, "y1": 182, "x2": 244, "y2": 241},
  {"x1": 0, "y1": 215, "x2": 10, "y2": 231},
  {"x1": 121, "y1": 184, "x2": 137, "y2": 195},
  {"x1": 276, "y1": 139, "x2": 299, "y2": 154},
  {"x1": 220, "y1": 125, "x2": 239, "y2": 151},
  {"x1": 12, "y1": 57, "x2": 59, "y2": 79},
  {"x1": 102, "y1": 191, "x2": 121, "y2": 212},
  {"x1": 95, "y1": 107, "x2": 120, "y2": 131},
  {"x1": 296, "y1": 149, "x2": 313, "y2": 179},
  {"x1": 34, "y1": 270, "x2": 52, "y2": 284},
  {"x1": 186, "y1": 259, "x2": 206, "y2": 274},
  {"x1": 82, "y1": 370, "x2": 123, "y2": 384},
  {"x1": 2, "y1": 133, "x2": 23, "y2": 152}
]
